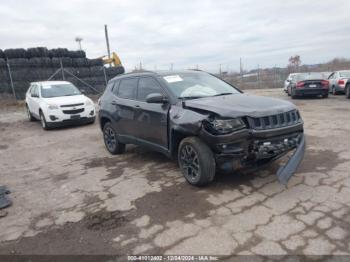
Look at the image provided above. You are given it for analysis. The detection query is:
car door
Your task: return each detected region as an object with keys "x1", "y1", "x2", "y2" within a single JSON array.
[
  {"x1": 111, "y1": 77, "x2": 139, "y2": 141},
  {"x1": 135, "y1": 77, "x2": 169, "y2": 149},
  {"x1": 29, "y1": 84, "x2": 40, "y2": 117},
  {"x1": 26, "y1": 84, "x2": 34, "y2": 110}
]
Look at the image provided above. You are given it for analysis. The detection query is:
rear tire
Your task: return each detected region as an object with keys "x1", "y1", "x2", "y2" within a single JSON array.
[
  {"x1": 178, "y1": 137, "x2": 215, "y2": 186},
  {"x1": 103, "y1": 122, "x2": 125, "y2": 154},
  {"x1": 346, "y1": 85, "x2": 350, "y2": 99}
]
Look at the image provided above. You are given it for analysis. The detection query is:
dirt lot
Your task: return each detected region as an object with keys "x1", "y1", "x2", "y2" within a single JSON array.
[{"x1": 0, "y1": 89, "x2": 350, "y2": 256}]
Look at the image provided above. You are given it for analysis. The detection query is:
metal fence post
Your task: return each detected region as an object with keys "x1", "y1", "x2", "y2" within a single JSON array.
[
  {"x1": 102, "y1": 66, "x2": 108, "y2": 85},
  {"x1": 60, "y1": 59, "x2": 65, "y2": 80},
  {"x1": 6, "y1": 63, "x2": 17, "y2": 101}
]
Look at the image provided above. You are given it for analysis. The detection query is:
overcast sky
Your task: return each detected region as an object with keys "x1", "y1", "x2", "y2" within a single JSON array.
[{"x1": 1, "y1": 0, "x2": 350, "y2": 72}]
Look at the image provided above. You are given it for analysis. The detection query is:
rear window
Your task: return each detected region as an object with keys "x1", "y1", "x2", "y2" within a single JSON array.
[
  {"x1": 117, "y1": 78, "x2": 138, "y2": 99},
  {"x1": 296, "y1": 73, "x2": 325, "y2": 81}
]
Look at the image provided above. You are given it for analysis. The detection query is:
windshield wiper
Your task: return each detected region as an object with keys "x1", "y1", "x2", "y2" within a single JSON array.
[
  {"x1": 179, "y1": 96, "x2": 207, "y2": 100},
  {"x1": 213, "y1": 92, "x2": 234, "y2": 97},
  {"x1": 63, "y1": 94, "x2": 78, "y2": 96}
]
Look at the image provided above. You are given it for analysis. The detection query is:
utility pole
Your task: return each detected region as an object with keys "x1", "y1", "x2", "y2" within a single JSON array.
[
  {"x1": 75, "y1": 37, "x2": 83, "y2": 50},
  {"x1": 219, "y1": 64, "x2": 222, "y2": 76},
  {"x1": 104, "y1": 25, "x2": 111, "y2": 67},
  {"x1": 239, "y1": 57, "x2": 242, "y2": 75},
  {"x1": 139, "y1": 61, "x2": 142, "y2": 71},
  {"x1": 257, "y1": 64, "x2": 260, "y2": 89}
]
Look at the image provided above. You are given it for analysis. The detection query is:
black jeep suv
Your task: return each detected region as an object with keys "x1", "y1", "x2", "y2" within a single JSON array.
[{"x1": 99, "y1": 70, "x2": 305, "y2": 186}]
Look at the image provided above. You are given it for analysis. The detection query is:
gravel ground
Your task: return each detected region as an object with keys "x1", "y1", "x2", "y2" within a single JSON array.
[{"x1": 0, "y1": 89, "x2": 349, "y2": 256}]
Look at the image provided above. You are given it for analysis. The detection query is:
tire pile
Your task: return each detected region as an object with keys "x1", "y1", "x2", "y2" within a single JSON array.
[{"x1": 0, "y1": 47, "x2": 125, "y2": 99}]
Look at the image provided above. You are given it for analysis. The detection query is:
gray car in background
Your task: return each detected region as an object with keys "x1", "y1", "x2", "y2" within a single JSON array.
[{"x1": 328, "y1": 70, "x2": 350, "y2": 95}]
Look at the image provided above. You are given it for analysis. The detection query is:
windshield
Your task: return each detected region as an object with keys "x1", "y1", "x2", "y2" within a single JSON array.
[
  {"x1": 41, "y1": 84, "x2": 81, "y2": 98},
  {"x1": 161, "y1": 73, "x2": 240, "y2": 99},
  {"x1": 340, "y1": 71, "x2": 350, "y2": 78},
  {"x1": 296, "y1": 73, "x2": 325, "y2": 81}
]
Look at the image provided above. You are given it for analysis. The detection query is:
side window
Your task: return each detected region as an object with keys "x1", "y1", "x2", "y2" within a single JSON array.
[
  {"x1": 117, "y1": 78, "x2": 138, "y2": 99},
  {"x1": 35, "y1": 86, "x2": 39, "y2": 97},
  {"x1": 137, "y1": 77, "x2": 163, "y2": 101},
  {"x1": 30, "y1": 85, "x2": 35, "y2": 95},
  {"x1": 111, "y1": 80, "x2": 120, "y2": 96},
  {"x1": 31, "y1": 85, "x2": 38, "y2": 97}
]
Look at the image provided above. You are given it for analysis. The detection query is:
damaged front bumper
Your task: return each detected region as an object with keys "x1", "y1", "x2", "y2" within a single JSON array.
[
  {"x1": 276, "y1": 134, "x2": 305, "y2": 185},
  {"x1": 200, "y1": 125, "x2": 305, "y2": 185}
]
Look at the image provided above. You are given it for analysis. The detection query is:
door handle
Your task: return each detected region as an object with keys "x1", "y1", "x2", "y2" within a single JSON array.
[
  {"x1": 135, "y1": 105, "x2": 140, "y2": 108},
  {"x1": 111, "y1": 101, "x2": 117, "y2": 105}
]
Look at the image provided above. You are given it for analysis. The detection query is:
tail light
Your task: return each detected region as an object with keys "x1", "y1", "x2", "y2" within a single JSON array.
[
  {"x1": 296, "y1": 81, "x2": 305, "y2": 88},
  {"x1": 321, "y1": 80, "x2": 329, "y2": 89},
  {"x1": 338, "y1": 80, "x2": 345, "y2": 85}
]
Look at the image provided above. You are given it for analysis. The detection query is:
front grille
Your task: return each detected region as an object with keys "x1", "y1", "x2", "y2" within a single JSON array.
[
  {"x1": 60, "y1": 103, "x2": 84, "y2": 108},
  {"x1": 248, "y1": 110, "x2": 301, "y2": 130},
  {"x1": 62, "y1": 108, "x2": 84, "y2": 114}
]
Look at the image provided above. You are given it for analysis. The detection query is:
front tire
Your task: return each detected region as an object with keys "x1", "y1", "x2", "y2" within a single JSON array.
[
  {"x1": 39, "y1": 111, "x2": 50, "y2": 130},
  {"x1": 103, "y1": 122, "x2": 125, "y2": 154},
  {"x1": 26, "y1": 105, "x2": 35, "y2": 121},
  {"x1": 178, "y1": 137, "x2": 215, "y2": 186}
]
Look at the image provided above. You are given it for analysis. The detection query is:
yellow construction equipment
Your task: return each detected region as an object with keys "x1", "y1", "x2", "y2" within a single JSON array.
[{"x1": 100, "y1": 52, "x2": 122, "y2": 67}]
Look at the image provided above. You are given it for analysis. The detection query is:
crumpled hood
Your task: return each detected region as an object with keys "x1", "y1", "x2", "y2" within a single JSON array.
[
  {"x1": 184, "y1": 94, "x2": 296, "y2": 118},
  {"x1": 43, "y1": 95, "x2": 88, "y2": 106}
]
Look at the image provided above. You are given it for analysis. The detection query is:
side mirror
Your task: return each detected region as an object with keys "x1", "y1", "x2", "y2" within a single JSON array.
[{"x1": 146, "y1": 93, "x2": 168, "y2": 104}]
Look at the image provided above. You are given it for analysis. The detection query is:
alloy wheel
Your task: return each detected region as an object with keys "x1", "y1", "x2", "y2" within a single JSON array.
[
  {"x1": 180, "y1": 144, "x2": 200, "y2": 182},
  {"x1": 104, "y1": 126, "x2": 117, "y2": 152},
  {"x1": 40, "y1": 114, "x2": 46, "y2": 128}
]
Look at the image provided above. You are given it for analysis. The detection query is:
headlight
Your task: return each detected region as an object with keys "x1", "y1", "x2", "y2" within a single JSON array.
[
  {"x1": 204, "y1": 118, "x2": 246, "y2": 135},
  {"x1": 86, "y1": 99, "x2": 93, "y2": 106},
  {"x1": 47, "y1": 104, "x2": 59, "y2": 110}
]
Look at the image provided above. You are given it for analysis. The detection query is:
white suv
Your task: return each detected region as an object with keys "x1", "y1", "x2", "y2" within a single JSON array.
[{"x1": 25, "y1": 81, "x2": 96, "y2": 130}]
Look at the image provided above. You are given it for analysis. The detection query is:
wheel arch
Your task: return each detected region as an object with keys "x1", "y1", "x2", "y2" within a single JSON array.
[{"x1": 100, "y1": 115, "x2": 111, "y2": 130}]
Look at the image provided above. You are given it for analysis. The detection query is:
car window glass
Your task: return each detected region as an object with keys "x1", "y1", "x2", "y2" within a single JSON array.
[
  {"x1": 111, "y1": 80, "x2": 120, "y2": 95},
  {"x1": 117, "y1": 78, "x2": 138, "y2": 99},
  {"x1": 30, "y1": 85, "x2": 36, "y2": 95},
  {"x1": 137, "y1": 77, "x2": 163, "y2": 101},
  {"x1": 32, "y1": 85, "x2": 38, "y2": 97}
]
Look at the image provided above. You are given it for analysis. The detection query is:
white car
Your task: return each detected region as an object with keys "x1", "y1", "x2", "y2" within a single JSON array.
[
  {"x1": 284, "y1": 73, "x2": 299, "y2": 92},
  {"x1": 25, "y1": 81, "x2": 96, "y2": 130}
]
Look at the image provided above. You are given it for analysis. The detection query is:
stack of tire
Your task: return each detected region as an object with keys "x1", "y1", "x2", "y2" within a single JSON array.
[
  {"x1": 0, "y1": 47, "x2": 125, "y2": 99},
  {"x1": 0, "y1": 49, "x2": 10, "y2": 96}
]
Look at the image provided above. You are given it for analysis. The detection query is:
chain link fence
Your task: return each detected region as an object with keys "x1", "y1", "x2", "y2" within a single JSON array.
[{"x1": 221, "y1": 69, "x2": 289, "y2": 90}]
